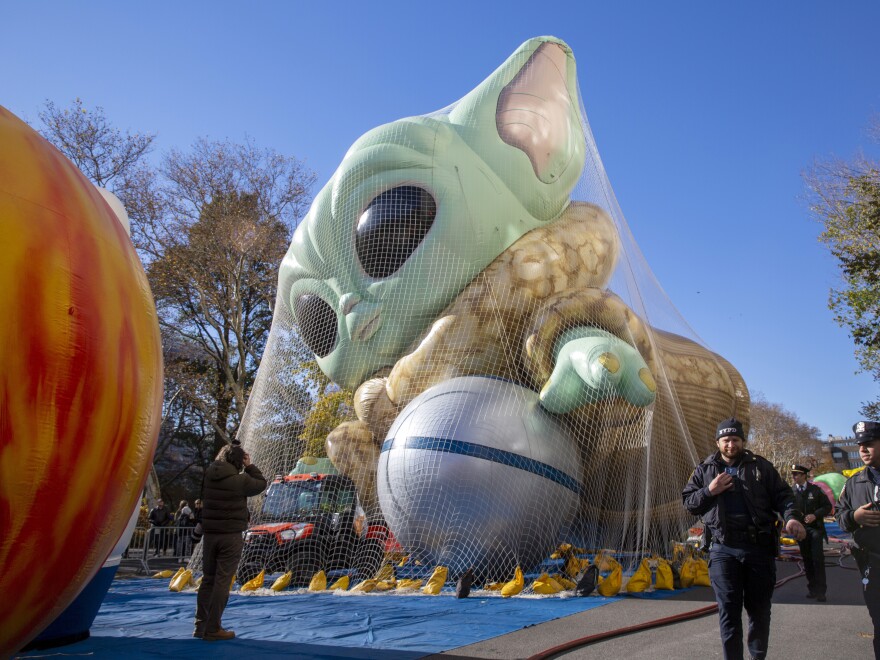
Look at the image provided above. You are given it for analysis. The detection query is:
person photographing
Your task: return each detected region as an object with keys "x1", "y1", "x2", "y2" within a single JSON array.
[
  {"x1": 194, "y1": 441, "x2": 266, "y2": 641},
  {"x1": 683, "y1": 418, "x2": 806, "y2": 660}
]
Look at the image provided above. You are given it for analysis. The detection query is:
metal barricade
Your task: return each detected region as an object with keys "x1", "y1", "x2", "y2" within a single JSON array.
[{"x1": 123, "y1": 524, "x2": 198, "y2": 574}]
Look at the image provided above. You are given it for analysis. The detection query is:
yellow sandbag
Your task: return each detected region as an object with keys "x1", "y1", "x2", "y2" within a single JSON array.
[
  {"x1": 595, "y1": 552, "x2": 618, "y2": 573},
  {"x1": 551, "y1": 543, "x2": 572, "y2": 560},
  {"x1": 626, "y1": 558, "x2": 652, "y2": 593},
  {"x1": 655, "y1": 558, "x2": 674, "y2": 591},
  {"x1": 421, "y1": 566, "x2": 448, "y2": 595},
  {"x1": 153, "y1": 569, "x2": 175, "y2": 579},
  {"x1": 597, "y1": 560, "x2": 622, "y2": 596},
  {"x1": 308, "y1": 570, "x2": 327, "y2": 592},
  {"x1": 679, "y1": 558, "x2": 696, "y2": 588},
  {"x1": 230, "y1": 575, "x2": 236, "y2": 591},
  {"x1": 780, "y1": 537, "x2": 797, "y2": 546},
  {"x1": 694, "y1": 558, "x2": 711, "y2": 587},
  {"x1": 374, "y1": 563, "x2": 395, "y2": 581},
  {"x1": 532, "y1": 572, "x2": 563, "y2": 594},
  {"x1": 398, "y1": 555, "x2": 410, "y2": 567},
  {"x1": 169, "y1": 569, "x2": 193, "y2": 592},
  {"x1": 351, "y1": 579, "x2": 377, "y2": 593},
  {"x1": 501, "y1": 566, "x2": 524, "y2": 598},
  {"x1": 240, "y1": 569, "x2": 265, "y2": 592},
  {"x1": 484, "y1": 581, "x2": 504, "y2": 591},
  {"x1": 396, "y1": 578, "x2": 423, "y2": 591},
  {"x1": 271, "y1": 571, "x2": 292, "y2": 591},
  {"x1": 375, "y1": 578, "x2": 397, "y2": 591},
  {"x1": 194, "y1": 575, "x2": 203, "y2": 588},
  {"x1": 555, "y1": 574, "x2": 577, "y2": 590},
  {"x1": 329, "y1": 575, "x2": 350, "y2": 590},
  {"x1": 564, "y1": 555, "x2": 589, "y2": 579}
]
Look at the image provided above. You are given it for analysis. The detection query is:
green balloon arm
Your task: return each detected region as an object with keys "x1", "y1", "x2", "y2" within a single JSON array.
[{"x1": 539, "y1": 328, "x2": 656, "y2": 414}]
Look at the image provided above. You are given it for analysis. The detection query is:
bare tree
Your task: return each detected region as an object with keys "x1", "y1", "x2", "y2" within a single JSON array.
[
  {"x1": 38, "y1": 98, "x2": 155, "y2": 189},
  {"x1": 35, "y1": 100, "x2": 318, "y2": 479},
  {"x1": 748, "y1": 392, "x2": 823, "y2": 477}
]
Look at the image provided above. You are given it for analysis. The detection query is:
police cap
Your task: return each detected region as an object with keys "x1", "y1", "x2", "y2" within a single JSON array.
[{"x1": 854, "y1": 421, "x2": 880, "y2": 445}]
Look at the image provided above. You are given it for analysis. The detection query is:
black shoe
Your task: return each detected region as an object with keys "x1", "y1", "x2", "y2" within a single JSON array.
[
  {"x1": 575, "y1": 565, "x2": 599, "y2": 597},
  {"x1": 817, "y1": 595, "x2": 826, "y2": 602},
  {"x1": 456, "y1": 568, "x2": 474, "y2": 599},
  {"x1": 805, "y1": 592, "x2": 817, "y2": 599}
]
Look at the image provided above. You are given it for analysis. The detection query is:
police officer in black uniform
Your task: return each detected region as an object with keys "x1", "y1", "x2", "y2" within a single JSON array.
[
  {"x1": 836, "y1": 420, "x2": 880, "y2": 658},
  {"x1": 683, "y1": 418, "x2": 806, "y2": 660},
  {"x1": 790, "y1": 464, "x2": 831, "y2": 601}
]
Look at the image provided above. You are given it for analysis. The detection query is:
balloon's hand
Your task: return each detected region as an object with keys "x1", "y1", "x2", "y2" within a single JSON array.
[{"x1": 539, "y1": 329, "x2": 656, "y2": 414}]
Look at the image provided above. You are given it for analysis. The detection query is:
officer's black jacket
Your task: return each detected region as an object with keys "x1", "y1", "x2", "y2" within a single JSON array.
[
  {"x1": 836, "y1": 468, "x2": 880, "y2": 555},
  {"x1": 794, "y1": 482, "x2": 831, "y2": 540},
  {"x1": 682, "y1": 449, "x2": 801, "y2": 544}
]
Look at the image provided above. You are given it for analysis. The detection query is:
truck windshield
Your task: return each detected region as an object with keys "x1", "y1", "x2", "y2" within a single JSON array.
[{"x1": 261, "y1": 480, "x2": 355, "y2": 519}]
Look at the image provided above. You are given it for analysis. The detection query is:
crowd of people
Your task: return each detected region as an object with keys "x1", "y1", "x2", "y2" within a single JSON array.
[{"x1": 147, "y1": 497, "x2": 203, "y2": 558}]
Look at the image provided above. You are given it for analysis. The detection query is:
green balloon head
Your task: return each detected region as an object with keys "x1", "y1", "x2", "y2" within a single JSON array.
[{"x1": 280, "y1": 37, "x2": 586, "y2": 389}]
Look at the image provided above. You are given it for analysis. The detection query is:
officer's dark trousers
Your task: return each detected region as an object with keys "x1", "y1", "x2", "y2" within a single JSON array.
[
  {"x1": 798, "y1": 527, "x2": 826, "y2": 597},
  {"x1": 195, "y1": 532, "x2": 244, "y2": 634},
  {"x1": 862, "y1": 561, "x2": 880, "y2": 659},
  {"x1": 709, "y1": 544, "x2": 776, "y2": 660}
]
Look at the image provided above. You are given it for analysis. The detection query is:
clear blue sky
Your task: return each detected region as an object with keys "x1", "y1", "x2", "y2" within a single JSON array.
[{"x1": 3, "y1": 1, "x2": 878, "y2": 438}]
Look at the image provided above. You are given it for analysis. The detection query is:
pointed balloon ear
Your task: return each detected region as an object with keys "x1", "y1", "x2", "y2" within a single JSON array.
[{"x1": 448, "y1": 37, "x2": 586, "y2": 221}]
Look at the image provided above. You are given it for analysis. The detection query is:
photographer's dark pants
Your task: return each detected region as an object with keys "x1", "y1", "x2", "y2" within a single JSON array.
[
  {"x1": 709, "y1": 544, "x2": 776, "y2": 660},
  {"x1": 798, "y1": 527, "x2": 826, "y2": 597},
  {"x1": 196, "y1": 532, "x2": 244, "y2": 634}
]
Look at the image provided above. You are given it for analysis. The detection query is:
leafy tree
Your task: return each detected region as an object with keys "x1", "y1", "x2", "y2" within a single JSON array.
[
  {"x1": 35, "y1": 100, "x2": 318, "y2": 487},
  {"x1": 295, "y1": 360, "x2": 356, "y2": 458},
  {"x1": 143, "y1": 140, "x2": 316, "y2": 455},
  {"x1": 805, "y1": 120, "x2": 880, "y2": 420},
  {"x1": 748, "y1": 392, "x2": 823, "y2": 477}
]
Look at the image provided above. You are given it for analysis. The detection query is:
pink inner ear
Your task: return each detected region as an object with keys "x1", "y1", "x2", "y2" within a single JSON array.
[{"x1": 496, "y1": 43, "x2": 573, "y2": 182}]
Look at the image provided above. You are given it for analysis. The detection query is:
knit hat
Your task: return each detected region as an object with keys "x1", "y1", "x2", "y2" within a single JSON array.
[{"x1": 715, "y1": 418, "x2": 745, "y2": 441}]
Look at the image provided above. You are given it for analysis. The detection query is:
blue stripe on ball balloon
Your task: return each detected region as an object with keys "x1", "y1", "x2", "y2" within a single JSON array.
[{"x1": 382, "y1": 435, "x2": 582, "y2": 496}]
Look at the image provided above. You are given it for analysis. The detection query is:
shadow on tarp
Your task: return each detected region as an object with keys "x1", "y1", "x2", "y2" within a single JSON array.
[{"x1": 16, "y1": 577, "x2": 683, "y2": 659}]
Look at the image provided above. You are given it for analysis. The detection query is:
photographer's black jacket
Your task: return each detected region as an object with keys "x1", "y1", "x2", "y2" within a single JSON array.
[
  {"x1": 202, "y1": 460, "x2": 267, "y2": 534},
  {"x1": 836, "y1": 468, "x2": 880, "y2": 556},
  {"x1": 682, "y1": 449, "x2": 801, "y2": 545}
]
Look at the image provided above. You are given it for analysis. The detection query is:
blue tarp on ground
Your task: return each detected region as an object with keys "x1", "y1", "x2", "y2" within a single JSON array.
[{"x1": 18, "y1": 577, "x2": 684, "y2": 659}]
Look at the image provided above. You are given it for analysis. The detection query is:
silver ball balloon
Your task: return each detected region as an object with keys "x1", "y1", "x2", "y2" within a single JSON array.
[{"x1": 377, "y1": 376, "x2": 581, "y2": 580}]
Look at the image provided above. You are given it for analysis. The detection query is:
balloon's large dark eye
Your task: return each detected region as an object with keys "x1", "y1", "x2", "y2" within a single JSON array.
[
  {"x1": 294, "y1": 294, "x2": 337, "y2": 358},
  {"x1": 356, "y1": 186, "x2": 436, "y2": 278}
]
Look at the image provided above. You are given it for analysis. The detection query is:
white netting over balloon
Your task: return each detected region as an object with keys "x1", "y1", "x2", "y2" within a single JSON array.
[{"x1": 202, "y1": 36, "x2": 748, "y2": 589}]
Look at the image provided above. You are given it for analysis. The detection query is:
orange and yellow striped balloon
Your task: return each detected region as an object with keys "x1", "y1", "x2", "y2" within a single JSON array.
[{"x1": 0, "y1": 106, "x2": 163, "y2": 656}]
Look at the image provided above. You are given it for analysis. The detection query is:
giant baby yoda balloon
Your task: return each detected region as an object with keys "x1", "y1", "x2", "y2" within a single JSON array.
[{"x1": 273, "y1": 36, "x2": 747, "y2": 574}]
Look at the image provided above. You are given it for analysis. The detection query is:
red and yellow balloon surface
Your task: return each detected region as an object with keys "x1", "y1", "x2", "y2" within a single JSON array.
[{"x1": 0, "y1": 107, "x2": 163, "y2": 656}]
